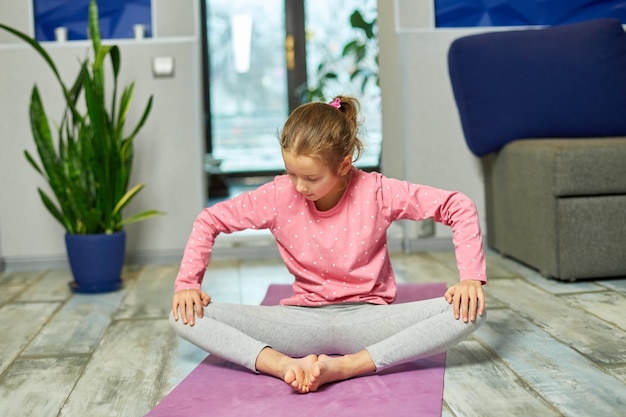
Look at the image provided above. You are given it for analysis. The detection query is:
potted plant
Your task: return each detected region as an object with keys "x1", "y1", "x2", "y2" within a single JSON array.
[{"x1": 0, "y1": 0, "x2": 163, "y2": 293}]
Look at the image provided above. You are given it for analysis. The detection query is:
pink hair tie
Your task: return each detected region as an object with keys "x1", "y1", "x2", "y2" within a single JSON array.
[{"x1": 329, "y1": 97, "x2": 341, "y2": 110}]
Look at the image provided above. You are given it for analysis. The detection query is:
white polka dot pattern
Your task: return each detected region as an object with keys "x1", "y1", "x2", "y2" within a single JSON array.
[{"x1": 174, "y1": 169, "x2": 487, "y2": 305}]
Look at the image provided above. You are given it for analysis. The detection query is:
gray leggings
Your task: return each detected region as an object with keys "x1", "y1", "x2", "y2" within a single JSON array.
[{"x1": 169, "y1": 297, "x2": 485, "y2": 372}]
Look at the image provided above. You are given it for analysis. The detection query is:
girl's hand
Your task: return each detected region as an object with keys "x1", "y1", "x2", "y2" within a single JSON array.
[
  {"x1": 444, "y1": 280, "x2": 485, "y2": 323},
  {"x1": 172, "y1": 289, "x2": 211, "y2": 326}
]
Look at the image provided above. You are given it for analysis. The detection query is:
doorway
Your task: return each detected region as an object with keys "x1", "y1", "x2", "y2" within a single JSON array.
[{"x1": 201, "y1": 0, "x2": 380, "y2": 202}]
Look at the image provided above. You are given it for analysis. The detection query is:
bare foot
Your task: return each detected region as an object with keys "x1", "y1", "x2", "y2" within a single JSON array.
[
  {"x1": 256, "y1": 348, "x2": 375, "y2": 393},
  {"x1": 308, "y1": 352, "x2": 376, "y2": 392},
  {"x1": 255, "y1": 348, "x2": 319, "y2": 393},
  {"x1": 282, "y1": 354, "x2": 318, "y2": 393}
]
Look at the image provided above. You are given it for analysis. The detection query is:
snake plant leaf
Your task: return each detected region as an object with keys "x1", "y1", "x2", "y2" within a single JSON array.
[
  {"x1": 110, "y1": 46, "x2": 121, "y2": 78},
  {"x1": 24, "y1": 150, "x2": 44, "y2": 176},
  {"x1": 69, "y1": 61, "x2": 87, "y2": 101},
  {"x1": 66, "y1": 62, "x2": 88, "y2": 125},
  {"x1": 111, "y1": 182, "x2": 144, "y2": 218},
  {"x1": 1, "y1": 0, "x2": 162, "y2": 235},
  {"x1": 126, "y1": 94, "x2": 154, "y2": 142},
  {"x1": 29, "y1": 86, "x2": 69, "y2": 207},
  {"x1": 29, "y1": 87, "x2": 55, "y2": 162},
  {"x1": 117, "y1": 209, "x2": 165, "y2": 228},
  {"x1": 83, "y1": 70, "x2": 107, "y2": 142},
  {"x1": 38, "y1": 188, "x2": 73, "y2": 233},
  {"x1": 0, "y1": 23, "x2": 65, "y2": 95},
  {"x1": 88, "y1": 0, "x2": 101, "y2": 51},
  {"x1": 93, "y1": 45, "x2": 114, "y2": 71},
  {"x1": 116, "y1": 84, "x2": 134, "y2": 137},
  {"x1": 110, "y1": 46, "x2": 121, "y2": 123},
  {"x1": 0, "y1": 24, "x2": 80, "y2": 122}
]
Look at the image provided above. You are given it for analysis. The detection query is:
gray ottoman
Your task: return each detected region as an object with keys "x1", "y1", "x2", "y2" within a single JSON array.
[{"x1": 483, "y1": 138, "x2": 626, "y2": 280}]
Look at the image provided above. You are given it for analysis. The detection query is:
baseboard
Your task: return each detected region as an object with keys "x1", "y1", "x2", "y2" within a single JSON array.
[
  {"x1": 0, "y1": 249, "x2": 185, "y2": 273},
  {"x1": 1, "y1": 254, "x2": 70, "y2": 272},
  {"x1": 0, "y1": 237, "x2": 455, "y2": 272}
]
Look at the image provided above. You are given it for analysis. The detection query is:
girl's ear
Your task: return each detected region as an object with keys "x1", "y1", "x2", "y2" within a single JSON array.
[{"x1": 338, "y1": 155, "x2": 352, "y2": 176}]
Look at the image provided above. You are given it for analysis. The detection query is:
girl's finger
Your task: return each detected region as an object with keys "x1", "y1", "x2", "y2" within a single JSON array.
[
  {"x1": 468, "y1": 294, "x2": 476, "y2": 321},
  {"x1": 461, "y1": 292, "x2": 470, "y2": 322},
  {"x1": 477, "y1": 290, "x2": 486, "y2": 316},
  {"x1": 182, "y1": 301, "x2": 192, "y2": 324},
  {"x1": 444, "y1": 287, "x2": 454, "y2": 303},
  {"x1": 453, "y1": 292, "x2": 462, "y2": 320},
  {"x1": 186, "y1": 302, "x2": 196, "y2": 326}
]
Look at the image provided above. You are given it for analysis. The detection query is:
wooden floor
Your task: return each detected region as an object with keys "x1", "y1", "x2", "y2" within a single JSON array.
[{"x1": 0, "y1": 250, "x2": 624, "y2": 417}]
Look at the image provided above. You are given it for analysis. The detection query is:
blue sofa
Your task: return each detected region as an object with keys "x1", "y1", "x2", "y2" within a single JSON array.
[{"x1": 448, "y1": 18, "x2": 626, "y2": 281}]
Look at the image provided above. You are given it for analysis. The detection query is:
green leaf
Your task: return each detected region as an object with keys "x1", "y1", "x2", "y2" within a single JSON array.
[
  {"x1": 350, "y1": 11, "x2": 366, "y2": 29},
  {"x1": 0, "y1": 23, "x2": 79, "y2": 121},
  {"x1": 125, "y1": 95, "x2": 154, "y2": 142},
  {"x1": 111, "y1": 182, "x2": 144, "y2": 218},
  {"x1": 360, "y1": 75, "x2": 370, "y2": 94},
  {"x1": 88, "y1": 0, "x2": 101, "y2": 51},
  {"x1": 117, "y1": 209, "x2": 165, "y2": 229},
  {"x1": 350, "y1": 10, "x2": 375, "y2": 39},
  {"x1": 349, "y1": 69, "x2": 362, "y2": 82},
  {"x1": 110, "y1": 45, "x2": 121, "y2": 78},
  {"x1": 69, "y1": 62, "x2": 87, "y2": 105},
  {"x1": 24, "y1": 150, "x2": 44, "y2": 176},
  {"x1": 1, "y1": 0, "x2": 162, "y2": 235},
  {"x1": 342, "y1": 40, "x2": 359, "y2": 57},
  {"x1": 357, "y1": 45, "x2": 367, "y2": 62},
  {"x1": 93, "y1": 44, "x2": 114, "y2": 72},
  {"x1": 0, "y1": 24, "x2": 64, "y2": 91},
  {"x1": 116, "y1": 84, "x2": 134, "y2": 137},
  {"x1": 29, "y1": 88, "x2": 62, "y2": 192},
  {"x1": 38, "y1": 188, "x2": 73, "y2": 233},
  {"x1": 110, "y1": 46, "x2": 121, "y2": 123}
]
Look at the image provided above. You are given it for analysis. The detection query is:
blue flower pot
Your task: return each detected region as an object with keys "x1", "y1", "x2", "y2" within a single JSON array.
[{"x1": 65, "y1": 231, "x2": 125, "y2": 293}]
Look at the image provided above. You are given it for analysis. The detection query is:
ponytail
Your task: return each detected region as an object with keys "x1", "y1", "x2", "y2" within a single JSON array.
[{"x1": 280, "y1": 96, "x2": 364, "y2": 173}]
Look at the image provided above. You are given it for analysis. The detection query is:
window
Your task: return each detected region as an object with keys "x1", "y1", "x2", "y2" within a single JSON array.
[{"x1": 202, "y1": 0, "x2": 380, "y2": 199}]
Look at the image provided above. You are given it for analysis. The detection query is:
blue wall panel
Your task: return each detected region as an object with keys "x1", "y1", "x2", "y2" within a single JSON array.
[
  {"x1": 436, "y1": 0, "x2": 626, "y2": 27},
  {"x1": 34, "y1": 0, "x2": 152, "y2": 41}
]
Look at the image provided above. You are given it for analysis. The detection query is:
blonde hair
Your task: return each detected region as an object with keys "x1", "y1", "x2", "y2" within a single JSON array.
[{"x1": 280, "y1": 96, "x2": 364, "y2": 174}]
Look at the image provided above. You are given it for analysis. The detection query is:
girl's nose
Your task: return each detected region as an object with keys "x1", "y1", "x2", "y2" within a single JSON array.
[{"x1": 295, "y1": 180, "x2": 307, "y2": 193}]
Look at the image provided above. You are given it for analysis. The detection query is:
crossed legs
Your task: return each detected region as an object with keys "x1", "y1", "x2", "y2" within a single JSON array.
[{"x1": 169, "y1": 298, "x2": 485, "y2": 393}]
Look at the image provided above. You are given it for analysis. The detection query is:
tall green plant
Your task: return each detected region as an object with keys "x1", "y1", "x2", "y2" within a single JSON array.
[{"x1": 0, "y1": 0, "x2": 162, "y2": 234}]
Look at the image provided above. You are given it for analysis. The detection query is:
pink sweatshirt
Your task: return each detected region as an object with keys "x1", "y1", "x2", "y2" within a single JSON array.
[{"x1": 175, "y1": 168, "x2": 486, "y2": 306}]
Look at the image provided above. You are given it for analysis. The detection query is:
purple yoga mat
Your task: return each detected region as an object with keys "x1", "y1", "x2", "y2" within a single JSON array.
[{"x1": 147, "y1": 282, "x2": 447, "y2": 417}]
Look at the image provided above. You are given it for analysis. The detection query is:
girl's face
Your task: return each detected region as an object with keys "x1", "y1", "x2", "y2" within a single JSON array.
[{"x1": 282, "y1": 150, "x2": 351, "y2": 211}]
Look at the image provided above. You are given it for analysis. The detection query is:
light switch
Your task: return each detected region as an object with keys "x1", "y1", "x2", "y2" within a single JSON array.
[{"x1": 152, "y1": 56, "x2": 175, "y2": 77}]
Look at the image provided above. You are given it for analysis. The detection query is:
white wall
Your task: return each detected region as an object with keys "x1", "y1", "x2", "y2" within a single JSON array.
[
  {"x1": 0, "y1": 0, "x2": 504, "y2": 270},
  {"x1": 0, "y1": 0, "x2": 205, "y2": 269},
  {"x1": 378, "y1": 1, "x2": 505, "y2": 241}
]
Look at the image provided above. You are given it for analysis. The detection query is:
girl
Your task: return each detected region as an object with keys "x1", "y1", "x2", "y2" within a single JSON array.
[{"x1": 170, "y1": 96, "x2": 486, "y2": 394}]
